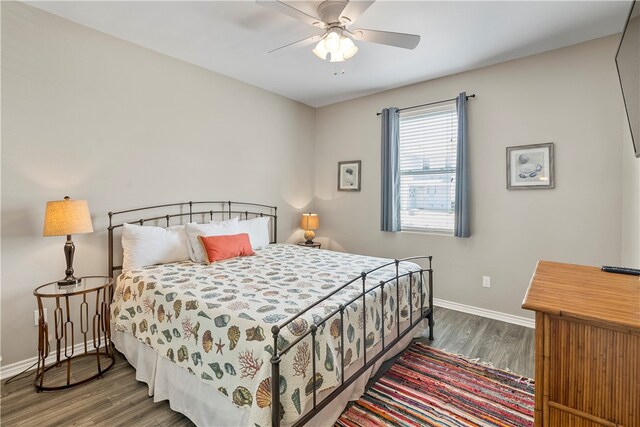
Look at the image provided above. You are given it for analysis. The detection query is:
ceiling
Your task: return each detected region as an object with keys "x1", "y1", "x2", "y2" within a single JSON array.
[{"x1": 28, "y1": 1, "x2": 632, "y2": 108}]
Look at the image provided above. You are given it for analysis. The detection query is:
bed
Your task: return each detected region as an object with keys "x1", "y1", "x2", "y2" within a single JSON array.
[{"x1": 108, "y1": 201, "x2": 434, "y2": 427}]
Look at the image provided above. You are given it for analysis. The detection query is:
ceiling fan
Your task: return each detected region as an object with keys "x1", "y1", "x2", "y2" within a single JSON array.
[{"x1": 257, "y1": 0, "x2": 420, "y2": 63}]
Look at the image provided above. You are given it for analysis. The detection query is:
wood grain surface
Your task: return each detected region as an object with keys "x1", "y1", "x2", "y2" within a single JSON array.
[
  {"x1": 522, "y1": 260, "x2": 640, "y2": 330},
  {"x1": 523, "y1": 261, "x2": 640, "y2": 427}
]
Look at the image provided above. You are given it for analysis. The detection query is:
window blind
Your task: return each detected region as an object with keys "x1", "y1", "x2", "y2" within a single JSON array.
[{"x1": 399, "y1": 101, "x2": 458, "y2": 233}]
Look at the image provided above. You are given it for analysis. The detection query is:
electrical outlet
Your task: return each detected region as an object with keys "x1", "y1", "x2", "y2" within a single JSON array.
[
  {"x1": 34, "y1": 308, "x2": 47, "y2": 326},
  {"x1": 482, "y1": 276, "x2": 491, "y2": 288}
]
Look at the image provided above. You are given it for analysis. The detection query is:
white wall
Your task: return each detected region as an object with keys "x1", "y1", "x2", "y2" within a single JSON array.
[
  {"x1": 1, "y1": 2, "x2": 315, "y2": 366},
  {"x1": 314, "y1": 36, "x2": 624, "y2": 319}
]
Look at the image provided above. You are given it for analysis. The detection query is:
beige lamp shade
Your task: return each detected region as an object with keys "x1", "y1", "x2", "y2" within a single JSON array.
[
  {"x1": 43, "y1": 197, "x2": 94, "y2": 237},
  {"x1": 300, "y1": 213, "x2": 319, "y2": 230}
]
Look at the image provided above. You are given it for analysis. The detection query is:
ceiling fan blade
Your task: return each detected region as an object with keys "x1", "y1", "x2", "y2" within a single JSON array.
[
  {"x1": 339, "y1": 1, "x2": 375, "y2": 26},
  {"x1": 352, "y1": 28, "x2": 420, "y2": 49},
  {"x1": 268, "y1": 34, "x2": 323, "y2": 54},
  {"x1": 256, "y1": 0, "x2": 326, "y2": 28}
]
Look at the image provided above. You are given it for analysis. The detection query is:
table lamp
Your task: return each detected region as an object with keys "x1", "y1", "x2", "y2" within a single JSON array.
[
  {"x1": 43, "y1": 196, "x2": 94, "y2": 286},
  {"x1": 300, "y1": 213, "x2": 319, "y2": 244}
]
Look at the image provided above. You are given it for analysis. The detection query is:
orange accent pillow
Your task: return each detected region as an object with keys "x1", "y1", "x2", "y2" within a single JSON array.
[{"x1": 198, "y1": 233, "x2": 255, "y2": 263}]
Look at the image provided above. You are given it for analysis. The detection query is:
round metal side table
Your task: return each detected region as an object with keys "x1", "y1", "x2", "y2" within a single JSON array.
[{"x1": 33, "y1": 276, "x2": 114, "y2": 391}]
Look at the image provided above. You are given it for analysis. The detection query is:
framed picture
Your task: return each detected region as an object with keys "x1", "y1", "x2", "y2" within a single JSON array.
[
  {"x1": 338, "y1": 160, "x2": 361, "y2": 191},
  {"x1": 506, "y1": 143, "x2": 555, "y2": 190}
]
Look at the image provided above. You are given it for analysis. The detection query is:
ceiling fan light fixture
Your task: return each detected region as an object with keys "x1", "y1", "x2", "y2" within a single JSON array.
[
  {"x1": 324, "y1": 30, "x2": 342, "y2": 53},
  {"x1": 330, "y1": 51, "x2": 345, "y2": 63},
  {"x1": 313, "y1": 40, "x2": 329, "y2": 60},
  {"x1": 340, "y1": 36, "x2": 358, "y2": 59}
]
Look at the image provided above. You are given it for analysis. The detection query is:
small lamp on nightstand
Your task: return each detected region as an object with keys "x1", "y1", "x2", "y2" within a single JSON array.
[
  {"x1": 43, "y1": 196, "x2": 94, "y2": 286},
  {"x1": 300, "y1": 213, "x2": 319, "y2": 244}
]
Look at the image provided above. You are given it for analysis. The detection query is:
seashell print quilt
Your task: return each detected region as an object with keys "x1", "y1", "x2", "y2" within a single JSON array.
[{"x1": 111, "y1": 244, "x2": 426, "y2": 426}]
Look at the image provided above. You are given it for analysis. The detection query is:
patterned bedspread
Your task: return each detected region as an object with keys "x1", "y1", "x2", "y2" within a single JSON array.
[{"x1": 111, "y1": 244, "x2": 426, "y2": 426}]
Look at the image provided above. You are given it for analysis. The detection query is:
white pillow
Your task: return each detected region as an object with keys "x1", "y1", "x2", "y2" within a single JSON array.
[
  {"x1": 185, "y1": 218, "x2": 241, "y2": 263},
  {"x1": 237, "y1": 216, "x2": 271, "y2": 250},
  {"x1": 122, "y1": 223, "x2": 190, "y2": 270}
]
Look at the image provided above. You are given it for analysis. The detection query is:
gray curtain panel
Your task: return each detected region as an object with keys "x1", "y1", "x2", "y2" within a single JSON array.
[
  {"x1": 380, "y1": 107, "x2": 401, "y2": 232},
  {"x1": 454, "y1": 92, "x2": 470, "y2": 237}
]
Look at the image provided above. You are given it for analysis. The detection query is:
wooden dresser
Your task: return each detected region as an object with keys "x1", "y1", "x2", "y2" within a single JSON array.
[{"x1": 522, "y1": 261, "x2": 640, "y2": 427}]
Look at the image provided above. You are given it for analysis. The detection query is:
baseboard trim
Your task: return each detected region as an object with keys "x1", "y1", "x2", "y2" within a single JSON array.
[
  {"x1": 0, "y1": 342, "x2": 86, "y2": 381},
  {"x1": 433, "y1": 298, "x2": 535, "y2": 329}
]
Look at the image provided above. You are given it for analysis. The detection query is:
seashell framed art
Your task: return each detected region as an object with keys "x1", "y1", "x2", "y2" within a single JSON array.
[
  {"x1": 338, "y1": 160, "x2": 361, "y2": 191},
  {"x1": 506, "y1": 142, "x2": 555, "y2": 189}
]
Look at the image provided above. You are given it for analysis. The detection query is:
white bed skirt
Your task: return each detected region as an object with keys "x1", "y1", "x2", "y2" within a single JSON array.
[{"x1": 112, "y1": 318, "x2": 426, "y2": 427}]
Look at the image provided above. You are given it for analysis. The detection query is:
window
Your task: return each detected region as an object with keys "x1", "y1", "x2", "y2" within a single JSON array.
[{"x1": 398, "y1": 101, "x2": 458, "y2": 233}]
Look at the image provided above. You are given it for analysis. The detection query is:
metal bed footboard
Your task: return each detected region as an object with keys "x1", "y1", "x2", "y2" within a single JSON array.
[{"x1": 270, "y1": 256, "x2": 434, "y2": 427}]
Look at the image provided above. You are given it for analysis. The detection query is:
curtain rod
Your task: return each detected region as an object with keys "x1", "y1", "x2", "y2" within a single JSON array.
[{"x1": 376, "y1": 93, "x2": 476, "y2": 116}]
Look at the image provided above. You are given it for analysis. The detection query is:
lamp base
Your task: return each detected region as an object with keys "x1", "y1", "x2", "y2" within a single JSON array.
[
  {"x1": 57, "y1": 276, "x2": 81, "y2": 287},
  {"x1": 58, "y1": 237, "x2": 81, "y2": 287},
  {"x1": 304, "y1": 229, "x2": 316, "y2": 244}
]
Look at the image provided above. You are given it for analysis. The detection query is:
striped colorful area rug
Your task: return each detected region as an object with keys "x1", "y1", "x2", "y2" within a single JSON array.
[{"x1": 336, "y1": 342, "x2": 534, "y2": 427}]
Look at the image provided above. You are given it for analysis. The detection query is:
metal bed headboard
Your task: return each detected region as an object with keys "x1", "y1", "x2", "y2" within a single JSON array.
[{"x1": 107, "y1": 201, "x2": 277, "y2": 278}]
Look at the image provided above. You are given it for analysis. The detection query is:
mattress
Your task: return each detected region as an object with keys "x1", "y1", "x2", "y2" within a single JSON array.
[{"x1": 111, "y1": 244, "x2": 427, "y2": 426}]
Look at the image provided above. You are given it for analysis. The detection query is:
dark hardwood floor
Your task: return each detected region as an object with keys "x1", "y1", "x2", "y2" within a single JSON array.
[
  {"x1": 419, "y1": 307, "x2": 534, "y2": 378},
  {"x1": 0, "y1": 307, "x2": 534, "y2": 426}
]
